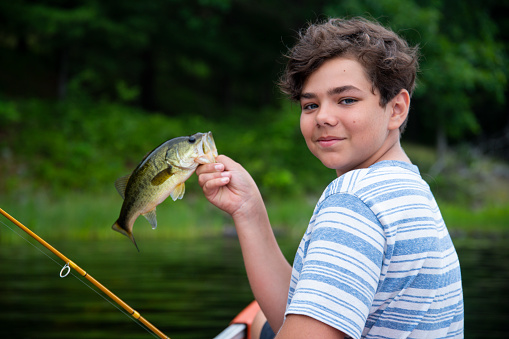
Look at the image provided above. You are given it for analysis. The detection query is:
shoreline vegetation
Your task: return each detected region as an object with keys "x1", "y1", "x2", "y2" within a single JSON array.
[
  {"x1": 1, "y1": 189, "x2": 508, "y2": 245},
  {"x1": 1, "y1": 99, "x2": 508, "y2": 243}
]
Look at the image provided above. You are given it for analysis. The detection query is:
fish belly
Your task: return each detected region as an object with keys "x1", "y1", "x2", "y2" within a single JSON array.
[{"x1": 140, "y1": 169, "x2": 195, "y2": 214}]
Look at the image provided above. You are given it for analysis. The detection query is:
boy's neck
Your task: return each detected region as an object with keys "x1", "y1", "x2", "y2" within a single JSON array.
[{"x1": 335, "y1": 134, "x2": 411, "y2": 177}]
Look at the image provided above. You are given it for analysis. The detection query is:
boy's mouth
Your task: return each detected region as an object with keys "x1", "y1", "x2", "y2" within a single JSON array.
[{"x1": 317, "y1": 136, "x2": 344, "y2": 147}]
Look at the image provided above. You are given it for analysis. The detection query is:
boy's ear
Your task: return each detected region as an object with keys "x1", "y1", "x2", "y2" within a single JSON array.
[{"x1": 388, "y1": 89, "x2": 410, "y2": 131}]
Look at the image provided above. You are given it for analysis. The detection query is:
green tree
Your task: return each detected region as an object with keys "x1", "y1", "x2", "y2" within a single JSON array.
[
  {"x1": 0, "y1": 0, "x2": 507, "y2": 154},
  {"x1": 324, "y1": 0, "x2": 508, "y2": 165},
  {"x1": 0, "y1": 0, "x2": 319, "y2": 114}
]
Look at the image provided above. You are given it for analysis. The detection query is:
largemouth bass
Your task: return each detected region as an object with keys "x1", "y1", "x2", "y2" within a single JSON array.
[{"x1": 112, "y1": 132, "x2": 218, "y2": 250}]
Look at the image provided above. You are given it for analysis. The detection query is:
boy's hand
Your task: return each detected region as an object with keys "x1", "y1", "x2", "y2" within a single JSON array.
[{"x1": 196, "y1": 155, "x2": 263, "y2": 220}]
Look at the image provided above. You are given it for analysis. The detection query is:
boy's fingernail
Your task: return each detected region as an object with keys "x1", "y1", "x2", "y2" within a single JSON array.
[{"x1": 215, "y1": 164, "x2": 224, "y2": 171}]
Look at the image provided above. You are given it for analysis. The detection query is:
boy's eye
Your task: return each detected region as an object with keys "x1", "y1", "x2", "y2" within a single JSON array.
[
  {"x1": 302, "y1": 103, "x2": 318, "y2": 110},
  {"x1": 340, "y1": 98, "x2": 357, "y2": 105}
]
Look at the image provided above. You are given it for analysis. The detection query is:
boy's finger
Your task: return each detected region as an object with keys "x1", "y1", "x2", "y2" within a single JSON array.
[
  {"x1": 202, "y1": 176, "x2": 230, "y2": 195},
  {"x1": 197, "y1": 169, "x2": 231, "y2": 186},
  {"x1": 196, "y1": 162, "x2": 224, "y2": 176}
]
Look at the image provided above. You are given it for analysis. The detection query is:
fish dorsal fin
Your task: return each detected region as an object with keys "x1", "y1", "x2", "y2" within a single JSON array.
[
  {"x1": 170, "y1": 182, "x2": 186, "y2": 201},
  {"x1": 114, "y1": 174, "x2": 131, "y2": 199},
  {"x1": 151, "y1": 166, "x2": 174, "y2": 186},
  {"x1": 142, "y1": 209, "x2": 158, "y2": 229}
]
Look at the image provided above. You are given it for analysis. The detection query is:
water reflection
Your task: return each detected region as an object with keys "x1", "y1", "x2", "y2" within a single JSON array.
[
  {"x1": 455, "y1": 237, "x2": 509, "y2": 338},
  {"x1": 0, "y1": 235, "x2": 507, "y2": 338},
  {"x1": 0, "y1": 237, "x2": 256, "y2": 338}
]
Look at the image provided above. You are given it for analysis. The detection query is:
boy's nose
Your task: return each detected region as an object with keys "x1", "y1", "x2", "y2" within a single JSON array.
[{"x1": 315, "y1": 104, "x2": 338, "y2": 127}]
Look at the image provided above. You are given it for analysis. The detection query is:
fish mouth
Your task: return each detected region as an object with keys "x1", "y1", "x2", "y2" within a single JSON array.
[{"x1": 196, "y1": 131, "x2": 218, "y2": 164}]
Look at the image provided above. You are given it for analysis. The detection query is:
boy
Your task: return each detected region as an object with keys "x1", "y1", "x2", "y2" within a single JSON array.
[{"x1": 197, "y1": 17, "x2": 464, "y2": 339}]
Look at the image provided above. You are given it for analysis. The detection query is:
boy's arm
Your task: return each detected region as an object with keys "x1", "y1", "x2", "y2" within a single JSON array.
[
  {"x1": 276, "y1": 315, "x2": 346, "y2": 339},
  {"x1": 196, "y1": 155, "x2": 292, "y2": 331},
  {"x1": 232, "y1": 193, "x2": 292, "y2": 331}
]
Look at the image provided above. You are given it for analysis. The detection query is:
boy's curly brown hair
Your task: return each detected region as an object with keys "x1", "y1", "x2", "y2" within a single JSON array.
[{"x1": 279, "y1": 17, "x2": 419, "y2": 132}]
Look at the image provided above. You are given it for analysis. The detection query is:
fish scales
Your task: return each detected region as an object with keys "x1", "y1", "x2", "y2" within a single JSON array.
[{"x1": 112, "y1": 132, "x2": 218, "y2": 250}]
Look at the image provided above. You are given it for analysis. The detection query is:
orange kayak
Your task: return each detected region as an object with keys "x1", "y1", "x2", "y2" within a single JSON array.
[{"x1": 214, "y1": 301, "x2": 260, "y2": 339}]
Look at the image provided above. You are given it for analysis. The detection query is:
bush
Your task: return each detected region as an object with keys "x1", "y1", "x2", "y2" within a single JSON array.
[{"x1": 0, "y1": 97, "x2": 335, "y2": 198}]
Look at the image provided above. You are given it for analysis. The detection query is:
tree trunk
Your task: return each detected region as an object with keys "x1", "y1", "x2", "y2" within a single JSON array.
[
  {"x1": 57, "y1": 49, "x2": 69, "y2": 101},
  {"x1": 430, "y1": 124, "x2": 448, "y2": 176},
  {"x1": 139, "y1": 49, "x2": 156, "y2": 111}
]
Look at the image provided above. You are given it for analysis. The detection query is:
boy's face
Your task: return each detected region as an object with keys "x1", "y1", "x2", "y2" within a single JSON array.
[{"x1": 299, "y1": 57, "x2": 399, "y2": 176}]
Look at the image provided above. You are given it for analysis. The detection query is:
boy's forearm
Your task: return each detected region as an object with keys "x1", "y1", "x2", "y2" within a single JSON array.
[{"x1": 232, "y1": 199, "x2": 292, "y2": 332}]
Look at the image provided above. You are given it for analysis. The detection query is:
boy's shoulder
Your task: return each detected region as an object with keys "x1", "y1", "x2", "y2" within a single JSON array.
[{"x1": 318, "y1": 160, "x2": 423, "y2": 206}]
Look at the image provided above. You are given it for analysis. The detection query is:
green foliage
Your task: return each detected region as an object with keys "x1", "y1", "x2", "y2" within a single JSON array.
[
  {"x1": 325, "y1": 0, "x2": 508, "y2": 143},
  {"x1": 1, "y1": 0, "x2": 507, "y2": 145},
  {"x1": 0, "y1": 97, "x2": 334, "y2": 198},
  {"x1": 0, "y1": 178, "x2": 506, "y2": 245},
  {"x1": 0, "y1": 0, "x2": 508, "y2": 242},
  {"x1": 440, "y1": 203, "x2": 509, "y2": 232},
  {"x1": 0, "y1": 95, "x2": 507, "y2": 244},
  {"x1": 2, "y1": 93, "x2": 507, "y2": 203},
  {"x1": 0, "y1": 99, "x2": 21, "y2": 124},
  {"x1": 214, "y1": 101, "x2": 335, "y2": 197},
  {"x1": 0, "y1": 97, "x2": 185, "y2": 194}
]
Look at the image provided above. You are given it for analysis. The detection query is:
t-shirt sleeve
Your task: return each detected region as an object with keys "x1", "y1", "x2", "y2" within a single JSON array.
[{"x1": 285, "y1": 193, "x2": 385, "y2": 339}]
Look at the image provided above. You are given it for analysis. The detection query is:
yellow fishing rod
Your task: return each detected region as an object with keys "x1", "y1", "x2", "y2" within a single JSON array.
[{"x1": 0, "y1": 207, "x2": 170, "y2": 339}]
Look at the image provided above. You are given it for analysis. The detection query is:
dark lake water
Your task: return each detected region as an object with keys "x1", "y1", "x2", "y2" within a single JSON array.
[{"x1": 1, "y1": 232, "x2": 508, "y2": 338}]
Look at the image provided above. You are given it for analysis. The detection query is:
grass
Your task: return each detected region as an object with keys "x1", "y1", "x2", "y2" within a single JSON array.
[
  {"x1": 1, "y1": 142, "x2": 508, "y2": 244},
  {"x1": 0, "y1": 190, "x2": 226, "y2": 244},
  {"x1": 0, "y1": 177, "x2": 317, "y2": 244},
  {"x1": 440, "y1": 203, "x2": 509, "y2": 232},
  {"x1": 1, "y1": 183, "x2": 508, "y2": 245}
]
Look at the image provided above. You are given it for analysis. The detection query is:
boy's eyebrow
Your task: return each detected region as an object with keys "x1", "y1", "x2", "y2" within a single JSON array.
[
  {"x1": 327, "y1": 85, "x2": 361, "y2": 96},
  {"x1": 300, "y1": 85, "x2": 361, "y2": 99}
]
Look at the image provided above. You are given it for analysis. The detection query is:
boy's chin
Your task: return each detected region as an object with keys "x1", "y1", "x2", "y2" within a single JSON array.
[{"x1": 319, "y1": 160, "x2": 343, "y2": 172}]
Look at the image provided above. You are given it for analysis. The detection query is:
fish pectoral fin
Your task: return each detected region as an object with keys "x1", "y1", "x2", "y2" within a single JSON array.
[
  {"x1": 114, "y1": 175, "x2": 131, "y2": 199},
  {"x1": 142, "y1": 209, "x2": 158, "y2": 229},
  {"x1": 151, "y1": 167, "x2": 174, "y2": 186},
  {"x1": 170, "y1": 182, "x2": 186, "y2": 201}
]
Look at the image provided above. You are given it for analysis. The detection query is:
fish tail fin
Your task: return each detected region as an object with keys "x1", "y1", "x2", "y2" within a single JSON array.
[{"x1": 112, "y1": 220, "x2": 140, "y2": 252}]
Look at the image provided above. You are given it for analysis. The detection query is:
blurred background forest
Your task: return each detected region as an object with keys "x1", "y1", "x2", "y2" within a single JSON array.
[
  {"x1": 1, "y1": 1, "x2": 509, "y2": 337},
  {"x1": 0, "y1": 0, "x2": 508, "y2": 235}
]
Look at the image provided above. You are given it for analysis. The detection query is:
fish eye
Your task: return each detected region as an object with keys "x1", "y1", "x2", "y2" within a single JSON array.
[{"x1": 188, "y1": 136, "x2": 196, "y2": 143}]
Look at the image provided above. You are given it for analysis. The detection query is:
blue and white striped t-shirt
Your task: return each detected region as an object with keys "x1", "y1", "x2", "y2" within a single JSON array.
[{"x1": 285, "y1": 161, "x2": 464, "y2": 338}]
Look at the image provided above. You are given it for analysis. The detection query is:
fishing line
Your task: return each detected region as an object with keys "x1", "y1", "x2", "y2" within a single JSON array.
[
  {"x1": 0, "y1": 217, "x2": 158, "y2": 338},
  {"x1": 68, "y1": 271, "x2": 159, "y2": 338},
  {"x1": 0, "y1": 216, "x2": 62, "y2": 266},
  {"x1": 0, "y1": 212, "x2": 164, "y2": 339}
]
